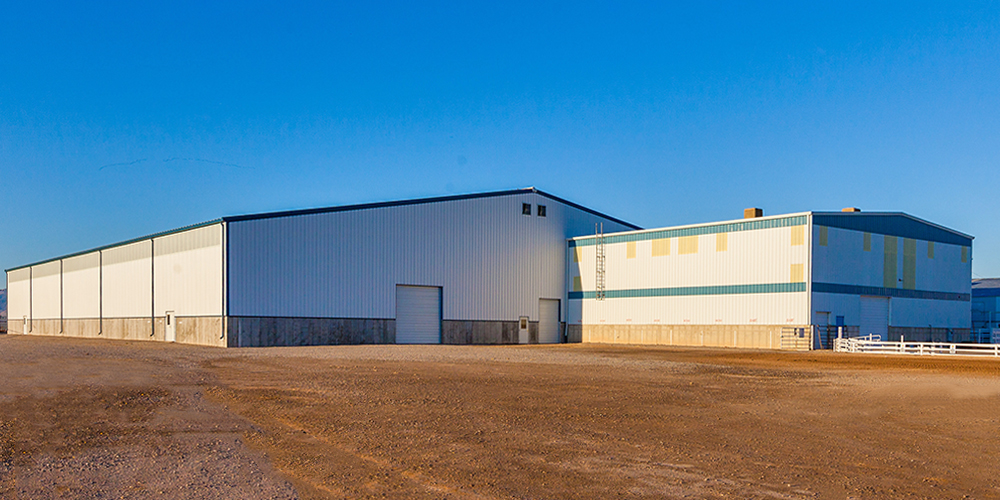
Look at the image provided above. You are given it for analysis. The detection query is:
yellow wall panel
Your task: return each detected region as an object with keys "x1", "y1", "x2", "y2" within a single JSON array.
[
  {"x1": 791, "y1": 226, "x2": 804, "y2": 246},
  {"x1": 626, "y1": 241, "x2": 636, "y2": 259},
  {"x1": 863, "y1": 232, "x2": 872, "y2": 252},
  {"x1": 884, "y1": 235, "x2": 898, "y2": 288},
  {"x1": 651, "y1": 238, "x2": 670, "y2": 256},
  {"x1": 903, "y1": 238, "x2": 916, "y2": 290},
  {"x1": 927, "y1": 241, "x2": 934, "y2": 259},
  {"x1": 818, "y1": 226, "x2": 828, "y2": 246},
  {"x1": 790, "y1": 263, "x2": 804, "y2": 283},
  {"x1": 573, "y1": 276, "x2": 583, "y2": 292},
  {"x1": 678, "y1": 236, "x2": 698, "y2": 255},
  {"x1": 962, "y1": 246, "x2": 969, "y2": 263},
  {"x1": 573, "y1": 247, "x2": 582, "y2": 263},
  {"x1": 716, "y1": 232, "x2": 728, "y2": 252}
]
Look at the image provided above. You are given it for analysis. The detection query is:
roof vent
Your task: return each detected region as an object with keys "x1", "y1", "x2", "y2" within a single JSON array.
[
  {"x1": 841, "y1": 207, "x2": 861, "y2": 213},
  {"x1": 743, "y1": 208, "x2": 763, "y2": 219}
]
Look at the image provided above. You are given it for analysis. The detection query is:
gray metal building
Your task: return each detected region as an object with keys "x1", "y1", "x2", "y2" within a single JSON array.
[{"x1": 5, "y1": 188, "x2": 636, "y2": 347}]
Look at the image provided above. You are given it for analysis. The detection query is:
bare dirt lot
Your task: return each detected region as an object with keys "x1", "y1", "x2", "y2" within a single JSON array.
[{"x1": 2, "y1": 336, "x2": 999, "y2": 499}]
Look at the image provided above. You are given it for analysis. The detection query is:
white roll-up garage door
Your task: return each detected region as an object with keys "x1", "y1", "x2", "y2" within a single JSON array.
[
  {"x1": 396, "y1": 285, "x2": 441, "y2": 344},
  {"x1": 859, "y1": 296, "x2": 889, "y2": 338},
  {"x1": 538, "y1": 299, "x2": 560, "y2": 344}
]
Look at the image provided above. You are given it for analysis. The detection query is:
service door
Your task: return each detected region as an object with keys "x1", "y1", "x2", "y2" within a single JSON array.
[
  {"x1": 859, "y1": 296, "x2": 889, "y2": 338},
  {"x1": 396, "y1": 285, "x2": 442, "y2": 344},
  {"x1": 165, "y1": 311, "x2": 176, "y2": 342},
  {"x1": 538, "y1": 299, "x2": 560, "y2": 344}
]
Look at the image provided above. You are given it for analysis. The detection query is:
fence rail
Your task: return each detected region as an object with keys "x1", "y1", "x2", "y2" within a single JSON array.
[{"x1": 834, "y1": 336, "x2": 1000, "y2": 357}]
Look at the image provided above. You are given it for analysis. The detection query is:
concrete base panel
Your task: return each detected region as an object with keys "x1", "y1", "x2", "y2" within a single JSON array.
[
  {"x1": 228, "y1": 317, "x2": 395, "y2": 347},
  {"x1": 579, "y1": 324, "x2": 802, "y2": 350},
  {"x1": 441, "y1": 320, "x2": 523, "y2": 345},
  {"x1": 10, "y1": 317, "x2": 226, "y2": 347}
]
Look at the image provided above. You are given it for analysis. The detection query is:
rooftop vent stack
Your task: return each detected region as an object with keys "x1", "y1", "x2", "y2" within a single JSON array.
[
  {"x1": 743, "y1": 208, "x2": 763, "y2": 219},
  {"x1": 842, "y1": 207, "x2": 861, "y2": 213}
]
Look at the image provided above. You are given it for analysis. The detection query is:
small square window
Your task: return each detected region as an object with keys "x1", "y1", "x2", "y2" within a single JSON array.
[
  {"x1": 522, "y1": 203, "x2": 532, "y2": 215},
  {"x1": 537, "y1": 205, "x2": 546, "y2": 217}
]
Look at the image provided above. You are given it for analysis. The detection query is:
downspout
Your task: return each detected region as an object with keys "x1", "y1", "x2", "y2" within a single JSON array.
[
  {"x1": 60, "y1": 260, "x2": 64, "y2": 333},
  {"x1": 151, "y1": 239, "x2": 155, "y2": 337},
  {"x1": 99, "y1": 250, "x2": 103, "y2": 335},
  {"x1": 221, "y1": 222, "x2": 228, "y2": 344}
]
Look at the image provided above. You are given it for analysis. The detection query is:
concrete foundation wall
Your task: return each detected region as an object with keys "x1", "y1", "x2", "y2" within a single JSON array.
[
  {"x1": 9, "y1": 316, "x2": 226, "y2": 347},
  {"x1": 577, "y1": 324, "x2": 804, "y2": 350},
  {"x1": 228, "y1": 317, "x2": 395, "y2": 347},
  {"x1": 442, "y1": 320, "x2": 526, "y2": 344}
]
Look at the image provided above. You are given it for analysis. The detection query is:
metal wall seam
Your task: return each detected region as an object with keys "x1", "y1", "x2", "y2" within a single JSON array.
[{"x1": 807, "y1": 213, "x2": 813, "y2": 327}]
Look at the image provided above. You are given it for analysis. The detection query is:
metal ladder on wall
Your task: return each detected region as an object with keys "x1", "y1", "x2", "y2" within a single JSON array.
[{"x1": 595, "y1": 223, "x2": 606, "y2": 301}]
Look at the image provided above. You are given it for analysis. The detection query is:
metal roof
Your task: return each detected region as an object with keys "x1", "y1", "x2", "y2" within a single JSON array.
[
  {"x1": 569, "y1": 210, "x2": 973, "y2": 248},
  {"x1": 811, "y1": 212, "x2": 972, "y2": 246},
  {"x1": 6, "y1": 188, "x2": 639, "y2": 273},
  {"x1": 973, "y1": 278, "x2": 1000, "y2": 297},
  {"x1": 222, "y1": 187, "x2": 640, "y2": 229}
]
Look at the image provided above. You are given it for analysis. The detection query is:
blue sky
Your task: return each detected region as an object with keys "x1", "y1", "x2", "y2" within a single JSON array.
[{"x1": 2, "y1": 1, "x2": 999, "y2": 288}]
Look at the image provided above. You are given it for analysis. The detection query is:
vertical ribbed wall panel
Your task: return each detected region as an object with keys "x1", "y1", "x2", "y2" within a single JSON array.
[
  {"x1": 227, "y1": 193, "x2": 630, "y2": 321},
  {"x1": 153, "y1": 224, "x2": 223, "y2": 317},
  {"x1": 30, "y1": 261, "x2": 62, "y2": 319},
  {"x1": 7, "y1": 268, "x2": 30, "y2": 326},
  {"x1": 102, "y1": 241, "x2": 152, "y2": 318},
  {"x1": 63, "y1": 252, "x2": 100, "y2": 319},
  {"x1": 811, "y1": 225, "x2": 971, "y2": 328},
  {"x1": 568, "y1": 219, "x2": 809, "y2": 326}
]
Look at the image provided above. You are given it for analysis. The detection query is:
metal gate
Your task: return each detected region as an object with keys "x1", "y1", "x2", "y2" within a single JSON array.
[{"x1": 780, "y1": 327, "x2": 812, "y2": 350}]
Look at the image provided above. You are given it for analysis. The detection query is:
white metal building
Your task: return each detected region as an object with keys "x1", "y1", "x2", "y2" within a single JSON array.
[
  {"x1": 568, "y1": 209, "x2": 973, "y2": 348},
  {"x1": 5, "y1": 189, "x2": 636, "y2": 347}
]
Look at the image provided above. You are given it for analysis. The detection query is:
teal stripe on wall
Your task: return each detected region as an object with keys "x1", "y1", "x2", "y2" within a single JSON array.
[
  {"x1": 568, "y1": 282, "x2": 806, "y2": 299},
  {"x1": 813, "y1": 282, "x2": 970, "y2": 302},
  {"x1": 568, "y1": 215, "x2": 808, "y2": 247}
]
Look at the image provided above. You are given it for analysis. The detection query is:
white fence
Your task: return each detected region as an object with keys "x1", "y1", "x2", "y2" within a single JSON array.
[{"x1": 834, "y1": 335, "x2": 1000, "y2": 358}]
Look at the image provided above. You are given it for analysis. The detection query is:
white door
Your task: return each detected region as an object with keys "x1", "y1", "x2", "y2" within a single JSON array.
[
  {"x1": 538, "y1": 299, "x2": 560, "y2": 344},
  {"x1": 165, "y1": 311, "x2": 176, "y2": 342},
  {"x1": 396, "y1": 286, "x2": 441, "y2": 344},
  {"x1": 518, "y1": 316, "x2": 529, "y2": 344},
  {"x1": 859, "y1": 296, "x2": 889, "y2": 338}
]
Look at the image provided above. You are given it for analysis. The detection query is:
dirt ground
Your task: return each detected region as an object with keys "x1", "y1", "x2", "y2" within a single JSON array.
[{"x1": 2, "y1": 336, "x2": 1000, "y2": 499}]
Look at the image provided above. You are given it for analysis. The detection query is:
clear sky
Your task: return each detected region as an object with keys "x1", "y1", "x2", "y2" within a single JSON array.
[{"x1": 2, "y1": 1, "x2": 999, "y2": 288}]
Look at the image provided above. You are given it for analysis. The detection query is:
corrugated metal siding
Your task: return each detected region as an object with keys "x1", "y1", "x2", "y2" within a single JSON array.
[
  {"x1": 63, "y1": 252, "x2": 100, "y2": 319},
  {"x1": 568, "y1": 224, "x2": 809, "y2": 325},
  {"x1": 102, "y1": 241, "x2": 152, "y2": 318},
  {"x1": 7, "y1": 268, "x2": 30, "y2": 325},
  {"x1": 228, "y1": 193, "x2": 631, "y2": 321},
  {"x1": 31, "y1": 261, "x2": 61, "y2": 320},
  {"x1": 153, "y1": 224, "x2": 223, "y2": 316}
]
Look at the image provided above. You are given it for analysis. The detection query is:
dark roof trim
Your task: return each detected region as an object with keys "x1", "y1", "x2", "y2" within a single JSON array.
[
  {"x1": 811, "y1": 212, "x2": 973, "y2": 246},
  {"x1": 5, "y1": 219, "x2": 224, "y2": 273},
  {"x1": 223, "y1": 187, "x2": 642, "y2": 230},
  {"x1": 5, "y1": 188, "x2": 638, "y2": 274},
  {"x1": 973, "y1": 278, "x2": 1000, "y2": 297}
]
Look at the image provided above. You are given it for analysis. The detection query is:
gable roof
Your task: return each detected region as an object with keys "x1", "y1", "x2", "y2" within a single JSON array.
[
  {"x1": 811, "y1": 212, "x2": 972, "y2": 246},
  {"x1": 6, "y1": 188, "x2": 638, "y2": 272},
  {"x1": 222, "y1": 187, "x2": 640, "y2": 229}
]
